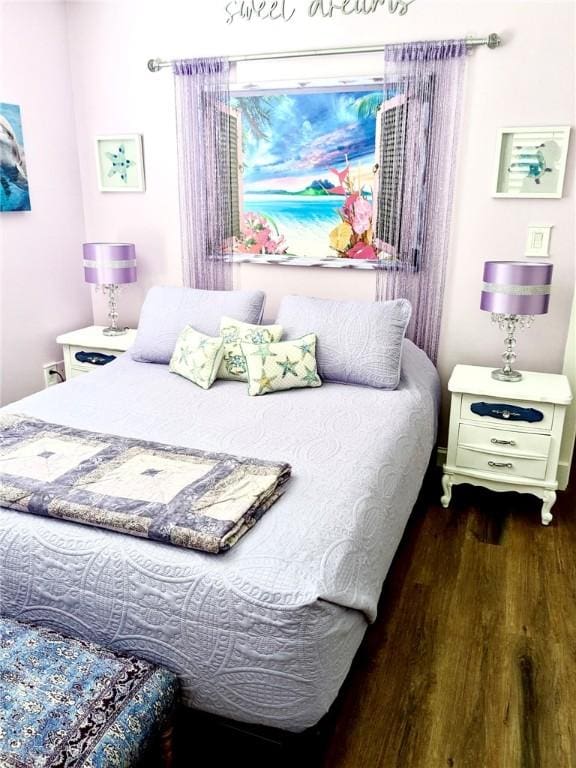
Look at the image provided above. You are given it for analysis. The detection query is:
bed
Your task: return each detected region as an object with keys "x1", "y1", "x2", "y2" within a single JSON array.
[{"x1": 0, "y1": 338, "x2": 439, "y2": 732}]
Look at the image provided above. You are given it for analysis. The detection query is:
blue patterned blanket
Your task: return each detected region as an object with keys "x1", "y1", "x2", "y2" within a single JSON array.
[
  {"x1": 0, "y1": 414, "x2": 290, "y2": 554},
  {"x1": 0, "y1": 616, "x2": 177, "y2": 767}
]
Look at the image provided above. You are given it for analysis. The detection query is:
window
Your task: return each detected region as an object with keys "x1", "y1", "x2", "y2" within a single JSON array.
[
  {"x1": 229, "y1": 82, "x2": 385, "y2": 267},
  {"x1": 226, "y1": 76, "x2": 431, "y2": 270}
]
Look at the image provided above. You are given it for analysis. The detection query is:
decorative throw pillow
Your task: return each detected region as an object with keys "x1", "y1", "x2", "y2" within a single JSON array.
[
  {"x1": 132, "y1": 286, "x2": 265, "y2": 364},
  {"x1": 169, "y1": 325, "x2": 224, "y2": 390},
  {"x1": 275, "y1": 295, "x2": 412, "y2": 390},
  {"x1": 218, "y1": 316, "x2": 284, "y2": 382},
  {"x1": 242, "y1": 334, "x2": 322, "y2": 396}
]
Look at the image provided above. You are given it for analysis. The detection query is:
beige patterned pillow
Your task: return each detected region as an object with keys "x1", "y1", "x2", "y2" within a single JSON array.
[
  {"x1": 242, "y1": 334, "x2": 322, "y2": 396},
  {"x1": 218, "y1": 316, "x2": 283, "y2": 382},
  {"x1": 169, "y1": 325, "x2": 224, "y2": 390}
]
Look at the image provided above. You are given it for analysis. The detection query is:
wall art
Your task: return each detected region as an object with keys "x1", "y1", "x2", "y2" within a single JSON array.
[
  {"x1": 0, "y1": 102, "x2": 31, "y2": 212},
  {"x1": 230, "y1": 83, "x2": 393, "y2": 267},
  {"x1": 96, "y1": 134, "x2": 146, "y2": 192},
  {"x1": 493, "y1": 126, "x2": 571, "y2": 199},
  {"x1": 224, "y1": 0, "x2": 417, "y2": 25}
]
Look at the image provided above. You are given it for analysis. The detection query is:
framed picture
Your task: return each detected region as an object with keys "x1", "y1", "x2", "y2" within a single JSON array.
[
  {"x1": 95, "y1": 134, "x2": 145, "y2": 192},
  {"x1": 0, "y1": 102, "x2": 31, "y2": 212},
  {"x1": 229, "y1": 79, "x2": 392, "y2": 268},
  {"x1": 493, "y1": 126, "x2": 570, "y2": 198}
]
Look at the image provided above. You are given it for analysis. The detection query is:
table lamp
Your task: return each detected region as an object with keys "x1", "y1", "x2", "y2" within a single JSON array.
[
  {"x1": 480, "y1": 260, "x2": 553, "y2": 382},
  {"x1": 83, "y1": 243, "x2": 137, "y2": 336}
]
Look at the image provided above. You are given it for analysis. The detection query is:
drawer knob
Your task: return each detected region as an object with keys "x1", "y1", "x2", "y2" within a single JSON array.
[
  {"x1": 488, "y1": 460, "x2": 513, "y2": 469},
  {"x1": 491, "y1": 438, "x2": 516, "y2": 446}
]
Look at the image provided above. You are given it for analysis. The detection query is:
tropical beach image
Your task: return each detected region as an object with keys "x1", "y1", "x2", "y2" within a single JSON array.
[{"x1": 231, "y1": 88, "x2": 385, "y2": 262}]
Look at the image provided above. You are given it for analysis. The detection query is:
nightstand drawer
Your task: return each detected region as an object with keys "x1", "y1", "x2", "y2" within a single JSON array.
[
  {"x1": 68, "y1": 367, "x2": 89, "y2": 379},
  {"x1": 458, "y1": 424, "x2": 551, "y2": 458},
  {"x1": 460, "y1": 394, "x2": 554, "y2": 430},
  {"x1": 456, "y1": 446, "x2": 548, "y2": 481},
  {"x1": 68, "y1": 345, "x2": 118, "y2": 372}
]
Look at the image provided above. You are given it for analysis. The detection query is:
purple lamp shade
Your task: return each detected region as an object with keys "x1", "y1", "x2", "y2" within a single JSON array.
[
  {"x1": 83, "y1": 243, "x2": 137, "y2": 285},
  {"x1": 480, "y1": 261, "x2": 553, "y2": 316}
]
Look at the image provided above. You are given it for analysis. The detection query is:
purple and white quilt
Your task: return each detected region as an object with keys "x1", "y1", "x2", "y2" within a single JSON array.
[
  {"x1": 0, "y1": 341, "x2": 439, "y2": 731},
  {"x1": 0, "y1": 414, "x2": 290, "y2": 554}
]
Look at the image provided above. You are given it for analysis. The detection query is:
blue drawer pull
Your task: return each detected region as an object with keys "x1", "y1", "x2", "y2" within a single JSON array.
[
  {"x1": 75, "y1": 351, "x2": 116, "y2": 366},
  {"x1": 470, "y1": 402, "x2": 543, "y2": 423}
]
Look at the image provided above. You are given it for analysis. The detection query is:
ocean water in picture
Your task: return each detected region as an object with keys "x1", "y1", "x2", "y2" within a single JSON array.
[
  {"x1": 0, "y1": 102, "x2": 31, "y2": 212},
  {"x1": 244, "y1": 193, "x2": 347, "y2": 257},
  {"x1": 232, "y1": 88, "x2": 383, "y2": 260}
]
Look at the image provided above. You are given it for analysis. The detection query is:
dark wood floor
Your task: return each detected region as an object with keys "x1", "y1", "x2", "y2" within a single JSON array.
[
  {"x1": 323, "y1": 471, "x2": 576, "y2": 768},
  {"x1": 173, "y1": 469, "x2": 576, "y2": 768}
]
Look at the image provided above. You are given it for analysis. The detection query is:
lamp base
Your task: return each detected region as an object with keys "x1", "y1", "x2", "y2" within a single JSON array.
[
  {"x1": 490, "y1": 313, "x2": 533, "y2": 385},
  {"x1": 103, "y1": 326, "x2": 128, "y2": 337},
  {"x1": 491, "y1": 367, "x2": 523, "y2": 383}
]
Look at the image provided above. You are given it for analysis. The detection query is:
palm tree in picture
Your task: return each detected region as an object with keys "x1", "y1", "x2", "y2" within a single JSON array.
[
  {"x1": 353, "y1": 92, "x2": 384, "y2": 120},
  {"x1": 234, "y1": 95, "x2": 275, "y2": 142}
]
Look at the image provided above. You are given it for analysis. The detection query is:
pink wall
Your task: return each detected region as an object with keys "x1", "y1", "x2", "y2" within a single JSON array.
[
  {"x1": 5, "y1": 1, "x2": 570, "y2": 430},
  {"x1": 0, "y1": 1, "x2": 93, "y2": 405},
  {"x1": 64, "y1": 0, "x2": 575, "y2": 439}
]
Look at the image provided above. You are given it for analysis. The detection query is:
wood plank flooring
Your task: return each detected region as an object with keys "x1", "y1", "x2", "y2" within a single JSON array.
[
  {"x1": 322, "y1": 472, "x2": 576, "y2": 768},
  {"x1": 172, "y1": 471, "x2": 576, "y2": 767}
]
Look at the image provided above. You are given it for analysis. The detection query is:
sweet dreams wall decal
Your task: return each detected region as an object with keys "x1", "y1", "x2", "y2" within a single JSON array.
[{"x1": 225, "y1": 0, "x2": 417, "y2": 24}]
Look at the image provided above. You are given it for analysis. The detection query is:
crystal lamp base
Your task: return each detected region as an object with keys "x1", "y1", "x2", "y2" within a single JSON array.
[
  {"x1": 100, "y1": 284, "x2": 128, "y2": 337},
  {"x1": 102, "y1": 326, "x2": 128, "y2": 337},
  {"x1": 490, "y1": 313, "x2": 534, "y2": 384},
  {"x1": 491, "y1": 367, "x2": 523, "y2": 383}
]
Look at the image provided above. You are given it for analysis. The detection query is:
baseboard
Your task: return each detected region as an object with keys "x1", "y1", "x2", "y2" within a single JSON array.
[
  {"x1": 436, "y1": 446, "x2": 447, "y2": 467},
  {"x1": 558, "y1": 461, "x2": 572, "y2": 492}
]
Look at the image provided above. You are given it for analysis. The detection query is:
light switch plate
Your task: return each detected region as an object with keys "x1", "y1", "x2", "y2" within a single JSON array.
[
  {"x1": 525, "y1": 224, "x2": 553, "y2": 257},
  {"x1": 524, "y1": 224, "x2": 554, "y2": 258}
]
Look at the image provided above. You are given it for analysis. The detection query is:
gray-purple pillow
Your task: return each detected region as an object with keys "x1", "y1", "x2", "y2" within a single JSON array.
[
  {"x1": 132, "y1": 286, "x2": 265, "y2": 364},
  {"x1": 275, "y1": 295, "x2": 412, "y2": 389}
]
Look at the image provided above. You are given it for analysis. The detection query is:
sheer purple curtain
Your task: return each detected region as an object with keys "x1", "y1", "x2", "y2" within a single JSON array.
[
  {"x1": 375, "y1": 40, "x2": 467, "y2": 363},
  {"x1": 173, "y1": 58, "x2": 233, "y2": 290}
]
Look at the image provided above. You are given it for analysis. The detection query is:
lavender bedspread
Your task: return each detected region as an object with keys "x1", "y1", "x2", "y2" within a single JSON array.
[
  {"x1": 0, "y1": 414, "x2": 290, "y2": 554},
  {"x1": 0, "y1": 340, "x2": 439, "y2": 732}
]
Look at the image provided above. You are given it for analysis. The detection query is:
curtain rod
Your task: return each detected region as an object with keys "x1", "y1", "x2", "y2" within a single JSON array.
[{"x1": 147, "y1": 33, "x2": 501, "y2": 72}]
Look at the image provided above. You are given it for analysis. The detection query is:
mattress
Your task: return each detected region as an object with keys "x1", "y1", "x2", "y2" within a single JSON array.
[{"x1": 0, "y1": 340, "x2": 439, "y2": 732}]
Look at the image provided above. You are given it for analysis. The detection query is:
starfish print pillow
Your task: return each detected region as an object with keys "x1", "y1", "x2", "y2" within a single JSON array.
[
  {"x1": 218, "y1": 316, "x2": 283, "y2": 382},
  {"x1": 169, "y1": 325, "x2": 224, "y2": 390},
  {"x1": 241, "y1": 334, "x2": 322, "y2": 396}
]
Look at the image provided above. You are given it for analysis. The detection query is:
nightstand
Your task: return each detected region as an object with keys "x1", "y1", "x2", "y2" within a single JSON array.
[
  {"x1": 441, "y1": 364, "x2": 572, "y2": 525},
  {"x1": 56, "y1": 326, "x2": 137, "y2": 380}
]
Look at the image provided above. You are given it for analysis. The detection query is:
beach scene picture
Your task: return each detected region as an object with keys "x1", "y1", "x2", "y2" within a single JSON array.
[
  {"x1": 0, "y1": 103, "x2": 31, "y2": 212},
  {"x1": 231, "y1": 88, "x2": 386, "y2": 263}
]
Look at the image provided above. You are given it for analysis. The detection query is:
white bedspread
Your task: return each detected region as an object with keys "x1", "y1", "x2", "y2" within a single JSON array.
[{"x1": 0, "y1": 340, "x2": 439, "y2": 731}]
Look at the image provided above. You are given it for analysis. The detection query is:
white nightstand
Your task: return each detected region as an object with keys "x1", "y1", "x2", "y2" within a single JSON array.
[
  {"x1": 56, "y1": 326, "x2": 137, "y2": 380},
  {"x1": 441, "y1": 364, "x2": 573, "y2": 525}
]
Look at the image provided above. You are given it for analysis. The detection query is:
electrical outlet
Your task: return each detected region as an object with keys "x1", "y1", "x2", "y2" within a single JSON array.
[{"x1": 42, "y1": 361, "x2": 66, "y2": 388}]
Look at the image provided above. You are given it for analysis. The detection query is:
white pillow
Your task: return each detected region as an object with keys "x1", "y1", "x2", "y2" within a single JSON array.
[
  {"x1": 218, "y1": 316, "x2": 283, "y2": 382},
  {"x1": 169, "y1": 325, "x2": 224, "y2": 390},
  {"x1": 242, "y1": 334, "x2": 322, "y2": 396}
]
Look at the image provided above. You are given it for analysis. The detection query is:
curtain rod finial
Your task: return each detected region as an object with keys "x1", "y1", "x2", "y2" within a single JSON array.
[
  {"x1": 147, "y1": 58, "x2": 161, "y2": 73},
  {"x1": 487, "y1": 33, "x2": 501, "y2": 49}
]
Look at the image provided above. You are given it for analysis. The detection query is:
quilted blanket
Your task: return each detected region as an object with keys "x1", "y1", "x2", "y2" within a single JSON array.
[
  {"x1": 0, "y1": 616, "x2": 177, "y2": 767},
  {"x1": 0, "y1": 413, "x2": 290, "y2": 553}
]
